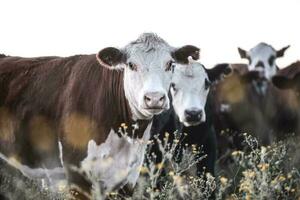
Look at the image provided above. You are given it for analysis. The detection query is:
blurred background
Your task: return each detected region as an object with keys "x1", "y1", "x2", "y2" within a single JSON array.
[{"x1": 0, "y1": 0, "x2": 299, "y2": 68}]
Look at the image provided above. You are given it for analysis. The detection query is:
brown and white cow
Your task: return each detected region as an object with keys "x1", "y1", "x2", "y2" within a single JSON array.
[{"x1": 0, "y1": 33, "x2": 200, "y2": 198}]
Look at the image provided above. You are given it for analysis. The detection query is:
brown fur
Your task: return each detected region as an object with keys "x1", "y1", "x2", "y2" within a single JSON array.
[
  {"x1": 277, "y1": 60, "x2": 300, "y2": 78},
  {"x1": 0, "y1": 54, "x2": 150, "y2": 196},
  {"x1": 212, "y1": 63, "x2": 300, "y2": 167}
]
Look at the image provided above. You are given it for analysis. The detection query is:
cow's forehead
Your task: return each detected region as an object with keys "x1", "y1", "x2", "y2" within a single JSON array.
[
  {"x1": 128, "y1": 48, "x2": 172, "y2": 64},
  {"x1": 173, "y1": 62, "x2": 208, "y2": 82},
  {"x1": 123, "y1": 33, "x2": 173, "y2": 69},
  {"x1": 124, "y1": 33, "x2": 173, "y2": 56},
  {"x1": 249, "y1": 43, "x2": 276, "y2": 58}
]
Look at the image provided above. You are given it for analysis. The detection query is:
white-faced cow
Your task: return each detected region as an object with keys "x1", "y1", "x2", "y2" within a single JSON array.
[
  {"x1": 150, "y1": 53, "x2": 231, "y2": 177},
  {"x1": 238, "y1": 43, "x2": 290, "y2": 80},
  {"x1": 0, "y1": 33, "x2": 200, "y2": 198}
]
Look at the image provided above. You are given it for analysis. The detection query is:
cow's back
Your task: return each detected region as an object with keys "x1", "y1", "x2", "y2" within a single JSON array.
[
  {"x1": 277, "y1": 61, "x2": 300, "y2": 78},
  {"x1": 0, "y1": 54, "x2": 98, "y2": 168}
]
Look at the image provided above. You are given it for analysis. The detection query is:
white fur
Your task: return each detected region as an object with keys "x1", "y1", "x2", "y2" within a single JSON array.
[
  {"x1": 103, "y1": 33, "x2": 174, "y2": 120},
  {"x1": 171, "y1": 60, "x2": 209, "y2": 126},
  {"x1": 123, "y1": 39, "x2": 173, "y2": 120},
  {"x1": 81, "y1": 122, "x2": 152, "y2": 193},
  {"x1": 247, "y1": 43, "x2": 278, "y2": 80}
]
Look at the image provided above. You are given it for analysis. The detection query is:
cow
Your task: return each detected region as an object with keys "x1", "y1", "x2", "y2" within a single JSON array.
[
  {"x1": 211, "y1": 43, "x2": 290, "y2": 165},
  {"x1": 150, "y1": 54, "x2": 232, "y2": 179},
  {"x1": 0, "y1": 33, "x2": 200, "y2": 198}
]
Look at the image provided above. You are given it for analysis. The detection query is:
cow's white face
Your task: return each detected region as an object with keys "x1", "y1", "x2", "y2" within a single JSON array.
[
  {"x1": 171, "y1": 58, "x2": 231, "y2": 127},
  {"x1": 248, "y1": 43, "x2": 277, "y2": 80},
  {"x1": 238, "y1": 43, "x2": 290, "y2": 80},
  {"x1": 97, "y1": 33, "x2": 202, "y2": 120},
  {"x1": 171, "y1": 61, "x2": 209, "y2": 126},
  {"x1": 123, "y1": 45, "x2": 174, "y2": 120}
]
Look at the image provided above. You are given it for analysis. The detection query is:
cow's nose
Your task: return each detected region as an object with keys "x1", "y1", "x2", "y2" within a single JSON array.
[
  {"x1": 255, "y1": 61, "x2": 265, "y2": 69},
  {"x1": 184, "y1": 109, "x2": 203, "y2": 122},
  {"x1": 144, "y1": 92, "x2": 166, "y2": 108}
]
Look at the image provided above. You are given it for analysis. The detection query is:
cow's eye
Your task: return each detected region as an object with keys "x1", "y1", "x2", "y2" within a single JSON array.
[
  {"x1": 205, "y1": 79, "x2": 211, "y2": 90},
  {"x1": 128, "y1": 62, "x2": 137, "y2": 71},
  {"x1": 166, "y1": 60, "x2": 175, "y2": 72},
  {"x1": 268, "y1": 56, "x2": 276, "y2": 66}
]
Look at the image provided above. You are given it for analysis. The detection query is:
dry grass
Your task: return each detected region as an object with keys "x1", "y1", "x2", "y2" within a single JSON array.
[{"x1": 0, "y1": 128, "x2": 300, "y2": 200}]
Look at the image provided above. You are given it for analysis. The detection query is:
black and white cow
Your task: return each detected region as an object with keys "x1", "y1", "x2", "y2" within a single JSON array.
[
  {"x1": 212, "y1": 43, "x2": 291, "y2": 161},
  {"x1": 150, "y1": 52, "x2": 231, "y2": 177}
]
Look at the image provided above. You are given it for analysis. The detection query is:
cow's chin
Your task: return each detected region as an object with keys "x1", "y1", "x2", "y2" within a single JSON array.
[
  {"x1": 182, "y1": 118, "x2": 205, "y2": 127},
  {"x1": 140, "y1": 103, "x2": 170, "y2": 116},
  {"x1": 143, "y1": 108, "x2": 164, "y2": 115}
]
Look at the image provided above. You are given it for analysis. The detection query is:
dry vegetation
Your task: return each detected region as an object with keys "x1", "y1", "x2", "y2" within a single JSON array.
[{"x1": 1, "y1": 128, "x2": 300, "y2": 200}]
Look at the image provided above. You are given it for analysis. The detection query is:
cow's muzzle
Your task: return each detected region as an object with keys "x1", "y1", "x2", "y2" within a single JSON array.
[
  {"x1": 143, "y1": 92, "x2": 167, "y2": 114},
  {"x1": 183, "y1": 109, "x2": 204, "y2": 126}
]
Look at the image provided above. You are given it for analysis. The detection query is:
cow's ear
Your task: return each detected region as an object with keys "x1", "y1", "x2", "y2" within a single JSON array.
[
  {"x1": 172, "y1": 45, "x2": 200, "y2": 64},
  {"x1": 238, "y1": 47, "x2": 248, "y2": 59},
  {"x1": 276, "y1": 45, "x2": 290, "y2": 58},
  {"x1": 207, "y1": 63, "x2": 232, "y2": 82},
  {"x1": 272, "y1": 75, "x2": 293, "y2": 89},
  {"x1": 96, "y1": 47, "x2": 126, "y2": 70}
]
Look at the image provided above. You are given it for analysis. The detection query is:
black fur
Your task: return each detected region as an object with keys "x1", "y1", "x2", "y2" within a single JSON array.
[
  {"x1": 206, "y1": 63, "x2": 232, "y2": 82},
  {"x1": 149, "y1": 93, "x2": 217, "y2": 176},
  {"x1": 172, "y1": 45, "x2": 200, "y2": 64},
  {"x1": 96, "y1": 47, "x2": 126, "y2": 67}
]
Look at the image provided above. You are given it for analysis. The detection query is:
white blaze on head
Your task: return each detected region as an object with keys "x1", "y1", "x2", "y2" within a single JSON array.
[{"x1": 238, "y1": 43, "x2": 290, "y2": 80}]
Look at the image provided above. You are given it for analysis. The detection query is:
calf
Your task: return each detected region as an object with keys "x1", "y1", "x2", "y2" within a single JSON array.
[{"x1": 0, "y1": 33, "x2": 199, "y2": 198}]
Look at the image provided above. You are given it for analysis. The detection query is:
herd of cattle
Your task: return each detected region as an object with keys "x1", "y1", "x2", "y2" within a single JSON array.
[{"x1": 0, "y1": 33, "x2": 299, "y2": 199}]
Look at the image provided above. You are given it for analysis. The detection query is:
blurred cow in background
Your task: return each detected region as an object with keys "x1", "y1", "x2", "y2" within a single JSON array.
[{"x1": 211, "y1": 43, "x2": 291, "y2": 164}]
